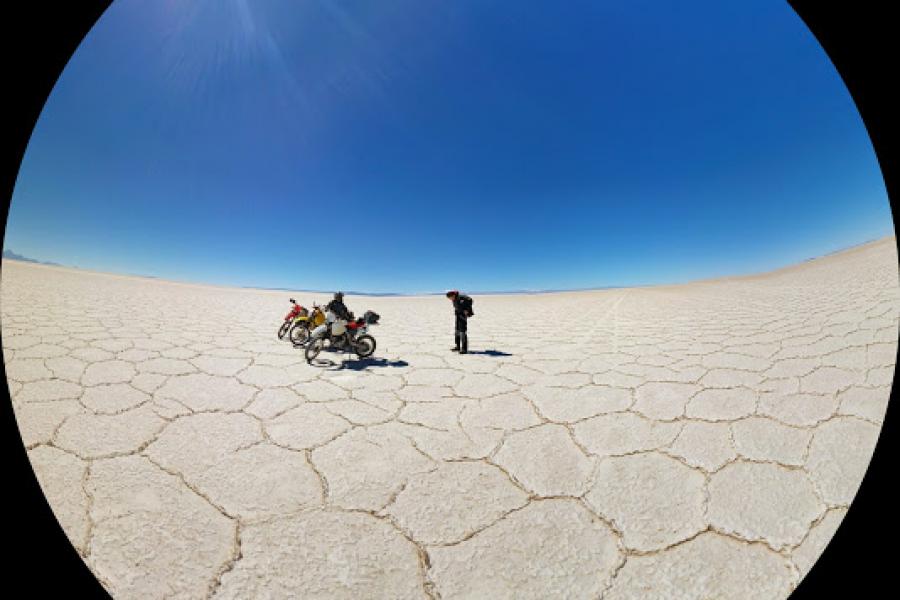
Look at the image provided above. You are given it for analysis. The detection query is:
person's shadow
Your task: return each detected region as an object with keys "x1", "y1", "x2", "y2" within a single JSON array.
[{"x1": 464, "y1": 349, "x2": 513, "y2": 357}]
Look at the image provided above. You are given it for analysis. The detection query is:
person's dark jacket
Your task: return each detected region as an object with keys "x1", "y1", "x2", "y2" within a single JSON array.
[
  {"x1": 327, "y1": 298, "x2": 353, "y2": 321},
  {"x1": 453, "y1": 294, "x2": 474, "y2": 318}
]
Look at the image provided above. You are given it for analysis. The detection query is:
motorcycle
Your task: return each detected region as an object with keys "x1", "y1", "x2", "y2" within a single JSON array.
[
  {"x1": 278, "y1": 298, "x2": 308, "y2": 340},
  {"x1": 289, "y1": 303, "x2": 326, "y2": 346},
  {"x1": 305, "y1": 309, "x2": 379, "y2": 362}
]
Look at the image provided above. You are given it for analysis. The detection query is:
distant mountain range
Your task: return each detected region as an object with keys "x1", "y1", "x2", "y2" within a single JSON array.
[
  {"x1": 249, "y1": 286, "x2": 424, "y2": 297},
  {"x1": 2, "y1": 249, "x2": 63, "y2": 266},
  {"x1": 251, "y1": 286, "x2": 627, "y2": 297}
]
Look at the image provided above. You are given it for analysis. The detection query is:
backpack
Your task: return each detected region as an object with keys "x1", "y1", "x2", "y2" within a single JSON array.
[{"x1": 461, "y1": 295, "x2": 474, "y2": 317}]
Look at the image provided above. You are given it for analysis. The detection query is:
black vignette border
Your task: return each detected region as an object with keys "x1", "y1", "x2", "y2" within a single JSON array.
[
  {"x1": 3, "y1": 2, "x2": 114, "y2": 597},
  {"x1": 786, "y1": 1, "x2": 898, "y2": 599},
  {"x1": 1, "y1": 1, "x2": 898, "y2": 598}
]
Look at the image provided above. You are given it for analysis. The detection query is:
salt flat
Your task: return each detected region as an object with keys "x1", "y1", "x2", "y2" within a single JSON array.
[{"x1": 2, "y1": 237, "x2": 898, "y2": 599}]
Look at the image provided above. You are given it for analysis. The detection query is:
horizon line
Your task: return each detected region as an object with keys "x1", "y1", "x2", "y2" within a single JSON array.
[{"x1": 2, "y1": 234, "x2": 894, "y2": 297}]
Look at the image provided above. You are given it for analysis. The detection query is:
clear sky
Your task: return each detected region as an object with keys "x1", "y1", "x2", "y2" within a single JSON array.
[{"x1": 5, "y1": 0, "x2": 894, "y2": 293}]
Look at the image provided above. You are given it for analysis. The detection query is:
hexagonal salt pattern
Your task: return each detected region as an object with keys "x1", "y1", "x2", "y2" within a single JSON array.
[{"x1": 2, "y1": 236, "x2": 897, "y2": 598}]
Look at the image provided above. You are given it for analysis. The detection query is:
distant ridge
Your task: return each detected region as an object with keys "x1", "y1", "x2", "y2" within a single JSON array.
[
  {"x1": 2, "y1": 249, "x2": 63, "y2": 267},
  {"x1": 813, "y1": 236, "x2": 884, "y2": 259}
]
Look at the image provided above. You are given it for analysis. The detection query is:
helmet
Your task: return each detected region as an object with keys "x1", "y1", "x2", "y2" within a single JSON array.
[{"x1": 334, "y1": 291, "x2": 344, "y2": 301}]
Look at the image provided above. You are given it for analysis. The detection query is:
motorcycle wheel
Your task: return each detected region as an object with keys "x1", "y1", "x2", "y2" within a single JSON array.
[
  {"x1": 277, "y1": 321, "x2": 291, "y2": 340},
  {"x1": 289, "y1": 323, "x2": 309, "y2": 345},
  {"x1": 305, "y1": 338, "x2": 325, "y2": 362},
  {"x1": 354, "y1": 334, "x2": 376, "y2": 358}
]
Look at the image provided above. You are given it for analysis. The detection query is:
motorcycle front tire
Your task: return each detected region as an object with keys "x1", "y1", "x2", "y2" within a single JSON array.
[
  {"x1": 277, "y1": 321, "x2": 291, "y2": 340},
  {"x1": 305, "y1": 338, "x2": 325, "y2": 362},
  {"x1": 354, "y1": 334, "x2": 376, "y2": 358},
  {"x1": 289, "y1": 323, "x2": 310, "y2": 346}
]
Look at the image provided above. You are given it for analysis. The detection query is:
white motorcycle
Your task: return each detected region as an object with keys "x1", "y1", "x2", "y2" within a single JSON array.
[{"x1": 305, "y1": 309, "x2": 378, "y2": 362}]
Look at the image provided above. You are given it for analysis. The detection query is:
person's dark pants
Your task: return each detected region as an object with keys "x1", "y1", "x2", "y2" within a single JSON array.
[{"x1": 455, "y1": 315, "x2": 468, "y2": 353}]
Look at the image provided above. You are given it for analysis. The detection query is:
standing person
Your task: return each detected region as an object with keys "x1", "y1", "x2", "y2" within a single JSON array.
[{"x1": 445, "y1": 290, "x2": 474, "y2": 354}]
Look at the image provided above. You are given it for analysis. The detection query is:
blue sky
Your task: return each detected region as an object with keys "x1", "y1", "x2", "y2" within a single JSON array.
[{"x1": 5, "y1": 0, "x2": 893, "y2": 293}]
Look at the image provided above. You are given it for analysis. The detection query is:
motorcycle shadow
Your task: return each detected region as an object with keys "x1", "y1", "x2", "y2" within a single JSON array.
[{"x1": 310, "y1": 356, "x2": 410, "y2": 371}]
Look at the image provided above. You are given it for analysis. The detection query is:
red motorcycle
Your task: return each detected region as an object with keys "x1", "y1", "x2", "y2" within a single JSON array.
[{"x1": 277, "y1": 298, "x2": 308, "y2": 340}]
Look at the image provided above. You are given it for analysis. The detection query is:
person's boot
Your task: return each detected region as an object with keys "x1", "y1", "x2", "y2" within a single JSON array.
[{"x1": 451, "y1": 332, "x2": 460, "y2": 352}]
